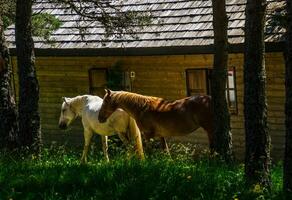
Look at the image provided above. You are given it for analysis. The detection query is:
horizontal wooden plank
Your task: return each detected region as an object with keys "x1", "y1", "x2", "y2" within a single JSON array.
[
  {"x1": 37, "y1": 65, "x2": 88, "y2": 71},
  {"x1": 36, "y1": 71, "x2": 88, "y2": 77},
  {"x1": 230, "y1": 122, "x2": 244, "y2": 129},
  {"x1": 268, "y1": 117, "x2": 285, "y2": 124},
  {"x1": 38, "y1": 76, "x2": 89, "y2": 82},
  {"x1": 40, "y1": 92, "x2": 87, "y2": 98}
]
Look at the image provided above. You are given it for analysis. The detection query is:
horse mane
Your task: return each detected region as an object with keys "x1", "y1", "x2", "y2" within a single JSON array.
[
  {"x1": 66, "y1": 95, "x2": 89, "y2": 116},
  {"x1": 68, "y1": 95, "x2": 86, "y2": 105},
  {"x1": 111, "y1": 91, "x2": 163, "y2": 111}
]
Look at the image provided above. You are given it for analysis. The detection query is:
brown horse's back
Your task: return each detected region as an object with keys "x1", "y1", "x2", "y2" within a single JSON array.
[
  {"x1": 188, "y1": 95, "x2": 213, "y2": 131},
  {"x1": 137, "y1": 95, "x2": 213, "y2": 138}
]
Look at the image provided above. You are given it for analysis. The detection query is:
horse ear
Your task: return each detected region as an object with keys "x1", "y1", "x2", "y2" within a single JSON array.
[
  {"x1": 62, "y1": 97, "x2": 69, "y2": 105},
  {"x1": 104, "y1": 89, "x2": 111, "y2": 96}
]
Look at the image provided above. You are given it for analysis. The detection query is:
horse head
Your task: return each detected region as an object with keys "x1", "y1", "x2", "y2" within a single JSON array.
[
  {"x1": 58, "y1": 97, "x2": 77, "y2": 129},
  {"x1": 98, "y1": 89, "x2": 118, "y2": 123}
]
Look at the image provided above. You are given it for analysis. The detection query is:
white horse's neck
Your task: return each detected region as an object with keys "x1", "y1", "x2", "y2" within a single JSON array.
[{"x1": 69, "y1": 95, "x2": 87, "y2": 116}]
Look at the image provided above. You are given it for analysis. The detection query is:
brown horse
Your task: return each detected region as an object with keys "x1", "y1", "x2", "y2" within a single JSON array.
[{"x1": 98, "y1": 89, "x2": 215, "y2": 152}]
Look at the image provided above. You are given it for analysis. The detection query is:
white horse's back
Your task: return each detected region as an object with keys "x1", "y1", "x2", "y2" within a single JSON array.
[
  {"x1": 86, "y1": 95, "x2": 103, "y2": 112},
  {"x1": 81, "y1": 95, "x2": 129, "y2": 136}
]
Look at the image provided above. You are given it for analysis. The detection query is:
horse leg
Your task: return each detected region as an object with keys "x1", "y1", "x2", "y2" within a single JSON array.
[
  {"x1": 101, "y1": 136, "x2": 109, "y2": 162},
  {"x1": 160, "y1": 137, "x2": 170, "y2": 155},
  {"x1": 143, "y1": 135, "x2": 151, "y2": 153},
  {"x1": 81, "y1": 129, "x2": 93, "y2": 164},
  {"x1": 128, "y1": 117, "x2": 144, "y2": 160},
  {"x1": 203, "y1": 126, "x2": 215, "y2": 154},
  {"x1": 118, "y1": 132, "x2": 130, "y2": 146}
]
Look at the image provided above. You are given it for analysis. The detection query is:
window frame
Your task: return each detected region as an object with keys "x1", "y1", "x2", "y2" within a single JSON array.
[
  {"x1": 88, "y1": 68, "x2": 108, "y2": 95},
  {"x1": 226, "y1": 67, "x2": 238, "y2": 114},
  {"x1": 185, "y1": 67, "x2": 238, "y2": 115},
  {"x1": 185, "y1": 68, "x2": 211, "y2": 96}
]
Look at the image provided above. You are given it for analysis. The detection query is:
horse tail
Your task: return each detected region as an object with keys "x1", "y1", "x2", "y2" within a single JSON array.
[{"x1": 128, "y1": 116, "x2": 145, "y2": 160}]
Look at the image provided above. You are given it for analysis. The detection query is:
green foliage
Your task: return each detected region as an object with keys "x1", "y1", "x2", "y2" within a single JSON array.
[
  {"x1": 31, "y1": 13, "x2": 62, "y2": 42},
  {"x1": 102, "y1": 10, "x2": 152, "y2": 39},
  {"x1": 1, "y1": 0, "x2": 61, "y2": 42},
  {"x1": 0, "y1": 0, "x2": 16, "y2": 29},
  {"x1": 0, "y1": 144, "x2": 284, "y2": 200},
  {"x1": 107, "y1": 64, "x2": 125, "y2": 91},
  {"x1": 2, "y1": 0, "x2": 151, "y2": 42},
  {"x1": 50, "y1": 0, "x2": 152, "y2": 39}
]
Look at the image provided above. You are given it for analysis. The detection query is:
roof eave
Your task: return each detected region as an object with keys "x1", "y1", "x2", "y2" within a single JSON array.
[{"x1": 9, "y1": 42, "x2": 285, "y2": 57}]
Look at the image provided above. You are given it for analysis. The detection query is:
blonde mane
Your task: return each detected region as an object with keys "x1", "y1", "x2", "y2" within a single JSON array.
[
  {"x1": 111, "y1": 91, "x2": 163, "y2": 111},
  {"x1": 67, "y1": 95, "x2": 87, "y2": 116}
]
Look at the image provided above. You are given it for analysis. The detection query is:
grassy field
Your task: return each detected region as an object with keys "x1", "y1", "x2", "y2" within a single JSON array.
[{"x1": 0, "y1": 143, "x2": 284, "y2": 200}]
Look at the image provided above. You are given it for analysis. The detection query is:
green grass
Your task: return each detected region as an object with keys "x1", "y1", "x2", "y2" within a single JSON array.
[{"x1": 0, "y1": 144, "x2": 284, "y2": 200}]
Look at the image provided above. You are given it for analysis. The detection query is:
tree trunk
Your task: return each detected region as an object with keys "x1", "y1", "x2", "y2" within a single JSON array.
[
  {"x1": 244, "y1": 0, "x2": 271, "y2": 187},
  {"x1": 284, "y1": 0, "x2": 292, "y2": 197},
  {"x1": 15, "y1": 0, "x2": 41, "y2": 151},
  {"x1": 211, "y1": 0, "x2": 233, "y2": 161},
  {"x1": 0, "y1": 15, "x2": 18, "y2": 149}
]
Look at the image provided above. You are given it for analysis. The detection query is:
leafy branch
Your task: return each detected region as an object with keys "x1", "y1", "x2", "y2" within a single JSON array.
[
  {"x1": 31, "y1": 13, "x2": 62, "y2": 43},
  {"x1": 48, "y1": 0, "x2": 152, "y2": 40}
]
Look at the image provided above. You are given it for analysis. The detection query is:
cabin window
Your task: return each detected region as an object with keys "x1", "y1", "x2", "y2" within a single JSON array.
[
  {"x1": 88, "y1": 68, "x2": 107, "y2": 97},
  {"x1": 107, "y1": 69, "x2": 131, "y2": 91},
  {"x1": 226, "y1": 67, "x2": 237, "y2": 114},
  {"x1": 186, "y1": 67, "x2": 237, "y2": 114},
  {"x1": 186, "y1": 69, "x2": 211, "y2": 96},
  {"x1": 89, "y1": 68, "x2": 132, "y2": 97}
]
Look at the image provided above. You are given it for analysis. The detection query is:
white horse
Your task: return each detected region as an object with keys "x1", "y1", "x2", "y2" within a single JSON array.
[{"x1": 58, "y1": 95, "x2": 144, "y2": 163}]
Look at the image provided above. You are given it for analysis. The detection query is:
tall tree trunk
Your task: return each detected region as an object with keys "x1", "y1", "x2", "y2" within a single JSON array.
[
  {"x1": 284, "y1": 0, "x2": 292, "y2": 197},
  {"x1": 211, "y1": 0, "x2": 233, "y2": 161},
  {"x1": 15, "y1": 0, "x2": 41, "y2": 151},
  {"x1": 0, "y1": 14, "x2": 18, "y2": 149},
  {"x1": 244, "y1": 0, "x2": 271, "y2": 187}
]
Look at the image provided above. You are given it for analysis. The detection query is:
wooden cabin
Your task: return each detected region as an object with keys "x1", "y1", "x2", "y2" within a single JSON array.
[{"x1": 6, "y1": 0, "x2": 286, "y2": 159}]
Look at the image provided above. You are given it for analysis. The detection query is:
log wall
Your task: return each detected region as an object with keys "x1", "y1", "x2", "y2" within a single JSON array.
[{"x1": 11, "y1": 52, "x2": 285, "y2": 160}]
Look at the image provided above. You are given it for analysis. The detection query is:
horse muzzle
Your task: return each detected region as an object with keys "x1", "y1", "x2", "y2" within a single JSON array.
[{"x1": 59, "y1": 122, "x2": 68, "y2": 130}]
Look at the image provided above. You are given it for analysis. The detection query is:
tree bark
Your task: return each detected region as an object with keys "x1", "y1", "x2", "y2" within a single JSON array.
[
  {"x1": 211, "y1": 0, "x2": 233, "y2": 161},
  {"x1": 244, "y1": 0, "x2": 271, "y2": 187},
  {"x1": 15, "y1": 0, "x2": 41, "y2": 151},
  {"x1": 0, "y1": 14, "x2": 18, "y2": 149},
  {"x1": 284, "y1": 0, "x2": 292, "y2": 197}
]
